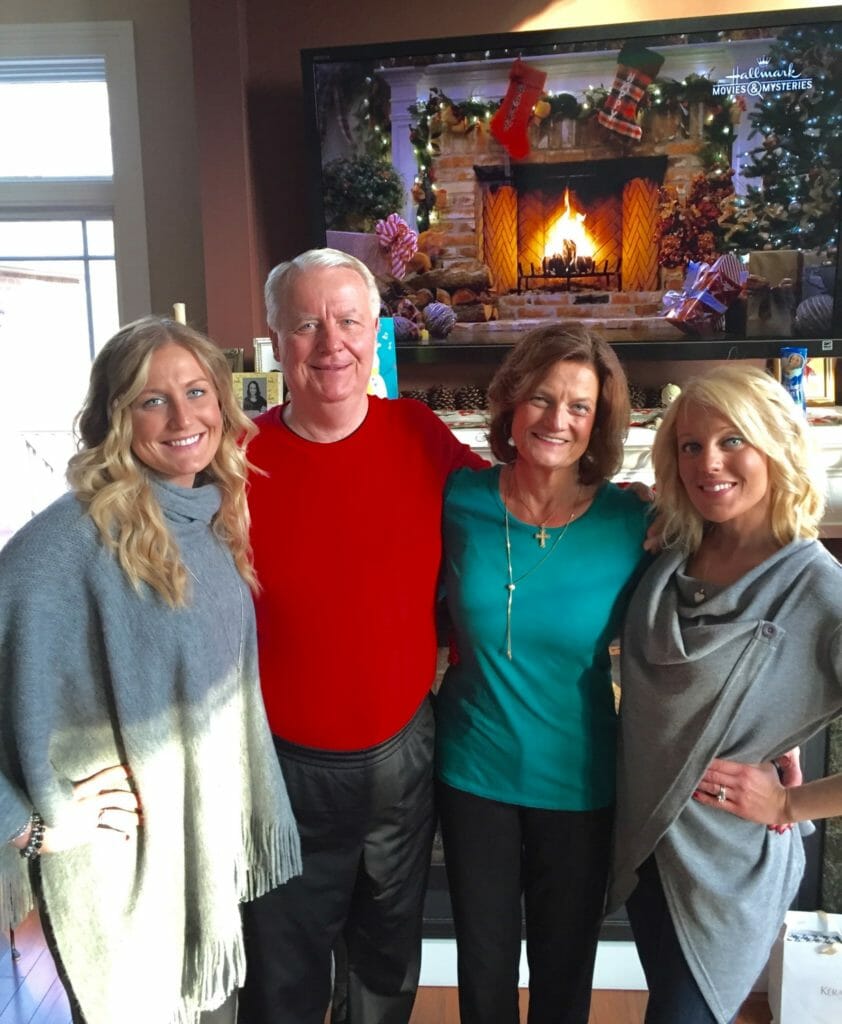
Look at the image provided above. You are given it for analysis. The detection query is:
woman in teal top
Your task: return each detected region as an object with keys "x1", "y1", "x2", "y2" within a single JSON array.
[{"x1": 436, "y1": 323, "x2": 650, "y2": 1024}]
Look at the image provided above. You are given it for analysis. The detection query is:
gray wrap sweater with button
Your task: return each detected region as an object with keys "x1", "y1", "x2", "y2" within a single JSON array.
[{"x1": 608, "y1": 540, "x2": 842, "y2": 1024}]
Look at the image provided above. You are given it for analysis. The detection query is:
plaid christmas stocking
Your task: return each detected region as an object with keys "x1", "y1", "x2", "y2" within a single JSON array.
[{"x1": 597, "y1": 43, "x2": 664, "y2": 141}]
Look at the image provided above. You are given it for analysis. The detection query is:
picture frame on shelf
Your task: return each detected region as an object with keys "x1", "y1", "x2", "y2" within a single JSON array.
[
  {"x1": 222, "y1": 347, "x2": 245, "y2": 373},
  {"x1": 254, "y1": 337, "x2": 283, "y2": 373},
  {"x1": 233, "y1": 371, "x2": 283, "y2": 419},
  {"x1": 805, "y1": 357, "x2": 837, "y2": 406}
]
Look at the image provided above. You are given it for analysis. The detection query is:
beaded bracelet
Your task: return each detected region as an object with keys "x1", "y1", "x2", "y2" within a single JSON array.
[{"x1": 19, "y1": 812, "x2": 45, "y2": 860}]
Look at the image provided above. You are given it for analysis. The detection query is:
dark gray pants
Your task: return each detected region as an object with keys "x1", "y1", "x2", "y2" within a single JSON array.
[
  {"x1": 238, "y1": 697, "x2": 436, "y2": 1024},
  {"x1": 627, "y1": 855, "x2": 737, "y2": 1024}
]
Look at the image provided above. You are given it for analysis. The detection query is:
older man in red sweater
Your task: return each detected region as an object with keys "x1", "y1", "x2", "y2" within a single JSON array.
[{"x1": 238, "y1": 248, "x2": 484, "y2": 1024}]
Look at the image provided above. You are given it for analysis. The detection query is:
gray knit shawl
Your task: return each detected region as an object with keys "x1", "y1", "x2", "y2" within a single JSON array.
[
  {"x1": 0, "y1": 481, "x2": 301, "y2": 1024},
  {"x1": 609, "y1": 540, "x2": 842, "y2": 1024}
]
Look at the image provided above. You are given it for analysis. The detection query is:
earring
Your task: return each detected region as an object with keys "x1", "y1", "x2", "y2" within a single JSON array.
[{"x1": 507, "y1": 436, "x2": 516, "y2": 447}]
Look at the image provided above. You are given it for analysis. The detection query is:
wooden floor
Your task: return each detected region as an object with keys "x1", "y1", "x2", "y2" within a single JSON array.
[
  {"x1": 1, "y1": 912, "x2": 772, "y2": 1024},
  {"x1": 410, "y1": 987, "x2": 772, "y2": 1024},
  {"x1": 1, "y1": 914, "x2": 70, "y2": 1024}
]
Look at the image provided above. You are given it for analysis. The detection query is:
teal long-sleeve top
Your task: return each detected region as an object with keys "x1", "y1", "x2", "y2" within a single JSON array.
[{"x1": 436, "y1": 465, "x2": 650, "y2": 811}]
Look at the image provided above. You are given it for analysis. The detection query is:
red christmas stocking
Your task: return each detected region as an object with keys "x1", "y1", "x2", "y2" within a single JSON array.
[
  {"x1": 491, "y1": 59, "x2": 547, "y2": 160},
  {"x1": 597, "y1": 43, "x2": 664, "y2": 142}
]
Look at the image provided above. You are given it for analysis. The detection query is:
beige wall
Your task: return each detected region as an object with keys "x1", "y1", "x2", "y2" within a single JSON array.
[{"x1": 0, "y1": 0, "x2": 207, "y2": 328}]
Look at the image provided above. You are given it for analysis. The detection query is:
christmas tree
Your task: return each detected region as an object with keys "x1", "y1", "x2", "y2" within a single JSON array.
[{"x1": 719, "y1": 24, "x2": 842, "y2": 255}]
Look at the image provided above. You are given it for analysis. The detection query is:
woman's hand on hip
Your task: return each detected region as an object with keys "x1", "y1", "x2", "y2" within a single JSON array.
[
  {"x1": 693, "y1": 756, "x2": 790, "y2": 826},
  {"x1": 42, "y1": 764, "x2": 141, "y2": 852}
]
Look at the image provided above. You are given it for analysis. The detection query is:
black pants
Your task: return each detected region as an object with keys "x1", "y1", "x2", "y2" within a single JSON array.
[
  {"x1": 238, "y1": 698, "x2": 436, "y2": 1024},
  {"x1": 437, "y1": 782, "x2": 612, "y2": 1024},
  {"x1": 627, "y1": 855, "x2": 736, "y2": 1024}
]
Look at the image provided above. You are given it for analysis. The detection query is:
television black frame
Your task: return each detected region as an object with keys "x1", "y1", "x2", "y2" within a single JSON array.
[{"x1": 300, "y1": 5, "x2": 842, "y2": 361}]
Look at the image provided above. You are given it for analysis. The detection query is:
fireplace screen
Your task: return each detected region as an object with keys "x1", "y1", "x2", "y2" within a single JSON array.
[{"x1": 477, "y1": 157, "x2": 666, "y2": 297}]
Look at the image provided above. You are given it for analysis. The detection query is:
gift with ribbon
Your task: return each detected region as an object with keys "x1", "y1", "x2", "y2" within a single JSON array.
[
  {"x1": 375, "y1": 213, "x2": 418, "y2": 279},
  {"x1": 663, "y1": 253, "x2": 747, "y2": 335}
]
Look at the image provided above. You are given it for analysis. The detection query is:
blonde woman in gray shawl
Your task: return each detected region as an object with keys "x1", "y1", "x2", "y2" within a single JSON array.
[
  {"x1": 608, "y1": 364, "x2": 841, "y2": 1024},
  {"x1": 0, "y1": 317, "x2": 301, "y2": 1024}
]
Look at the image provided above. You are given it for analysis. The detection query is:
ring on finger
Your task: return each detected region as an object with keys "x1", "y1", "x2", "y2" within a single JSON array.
[{"x1": 717, "y1": 785, "x2": 727, "y2": 804}]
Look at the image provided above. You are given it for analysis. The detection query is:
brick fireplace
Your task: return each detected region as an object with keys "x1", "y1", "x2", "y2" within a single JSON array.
[
  {"x1": 428, "y1": 108, "x2": 707, "y2": 328},
  {"x1": 380, "y1": 43, "x2": 758, "y2": 334}
]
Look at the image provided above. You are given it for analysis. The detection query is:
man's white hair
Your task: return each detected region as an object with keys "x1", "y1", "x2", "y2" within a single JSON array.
[{"x1": 264, "y1": 248, "x2": 381, "y2": 334}]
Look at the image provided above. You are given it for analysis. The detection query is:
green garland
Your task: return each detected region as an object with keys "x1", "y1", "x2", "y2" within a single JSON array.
[
  {"x1": 406, "y1": 75, "x2": 742, "y2": 229},
  {"x1": 646, "y1": 73, "x2": 741, "y2": 168},
  {"x1": 408, "y1": 88, "x2": 499, "y2": 231}
]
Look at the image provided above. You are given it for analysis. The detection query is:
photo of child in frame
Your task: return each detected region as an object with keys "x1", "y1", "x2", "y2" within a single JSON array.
[{"x1": 242, "y1": 377, "x2": 268, "y2": 416}]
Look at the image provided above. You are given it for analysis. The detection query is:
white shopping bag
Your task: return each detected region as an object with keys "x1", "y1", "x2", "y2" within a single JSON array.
[{"x1": 768, "y1": 910, "x2": 842, "y2": 1023}]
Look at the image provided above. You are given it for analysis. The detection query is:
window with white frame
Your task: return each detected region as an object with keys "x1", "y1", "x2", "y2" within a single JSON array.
[{"x1": 0, "y1": 23, "x2": 150, "y2": 547}]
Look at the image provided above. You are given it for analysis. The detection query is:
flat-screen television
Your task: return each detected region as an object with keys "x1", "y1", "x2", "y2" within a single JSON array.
[{"x1": 300, "y1": 6, "x2": 842, "y2": 360}]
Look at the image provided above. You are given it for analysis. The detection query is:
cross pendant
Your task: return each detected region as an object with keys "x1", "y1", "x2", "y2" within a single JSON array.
[{"x1": 534, "y1": 525, "x2": 550, "y2": 548}]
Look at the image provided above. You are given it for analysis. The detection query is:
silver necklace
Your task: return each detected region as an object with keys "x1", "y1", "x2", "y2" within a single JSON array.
[{"x1": 503, "y1": 482, "x2": 580, "y2": 660}]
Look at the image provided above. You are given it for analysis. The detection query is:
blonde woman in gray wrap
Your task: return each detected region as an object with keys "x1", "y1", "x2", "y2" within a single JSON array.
[
  {"x1": 609, "y1": 364, "x2": 841, "y2": 1024},
  {"x1": 0, "y1": 317, "x2": 300, "y2": 1024}
]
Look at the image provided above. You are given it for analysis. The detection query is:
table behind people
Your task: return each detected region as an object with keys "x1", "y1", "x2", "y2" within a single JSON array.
[
  {"x1": 0, "y1": 316, "x2": 300, "y2": 1024},
  {"x1": 237, "y1": 248, "x2": 485, "y2": 1024},
  {"x1": 434, "y1": 322, "x2": 651, "y2": 1024},
  {"x1": 609, "y1": 364, "x2": 842, "y2": 1024}
]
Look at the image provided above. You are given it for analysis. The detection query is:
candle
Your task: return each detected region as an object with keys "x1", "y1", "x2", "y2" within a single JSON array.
[{"x1": 172, "y1": 302, "x2": 186, "y2": 324}]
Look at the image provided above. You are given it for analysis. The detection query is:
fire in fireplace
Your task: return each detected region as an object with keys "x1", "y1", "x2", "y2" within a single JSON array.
[
  {"x1": 475, "y1": 156, "x2": 667, "y2": 296},
  {"x1": 545, "y1": 187, "x2": 594, "y2": 266},
  {"x1": 517, "y1": 185, "x2": 622, "y2": 293}
]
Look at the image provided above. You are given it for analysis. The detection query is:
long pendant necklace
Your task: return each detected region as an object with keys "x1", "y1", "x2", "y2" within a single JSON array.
[{"x1": 504, "y1": 482, "x2": 580, "y2": 660}]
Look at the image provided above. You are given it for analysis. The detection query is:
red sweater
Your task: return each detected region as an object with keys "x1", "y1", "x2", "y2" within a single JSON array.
[{"x1": 248, "y1": 398, "x2": 485, "y2": 750}]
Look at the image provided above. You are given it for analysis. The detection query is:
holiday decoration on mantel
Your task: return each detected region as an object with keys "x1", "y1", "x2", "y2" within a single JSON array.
[
  {"x1": 597, "y1": 43, "x2": 664, "y2": 141},
  {"x1": 490, "y1": 58, "x2": 548, "y2": 159},
  {"x1": 408, "y1": 89, "x2": 500, "y2": 231}
]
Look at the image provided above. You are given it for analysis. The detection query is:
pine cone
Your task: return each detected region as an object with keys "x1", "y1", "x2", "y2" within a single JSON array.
[
  {"x1": 400, "y1": 388, "x2": 431, "y2": 405},
  {"x1": 428, "y1": 386, "x2": 457, "y2": 411},
  {"x1": 456, "y1": 385, "x2": 488, "y2": 410},
  {"x1": 628, "y1": 384, "x2": 647, "y2": 409}
]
